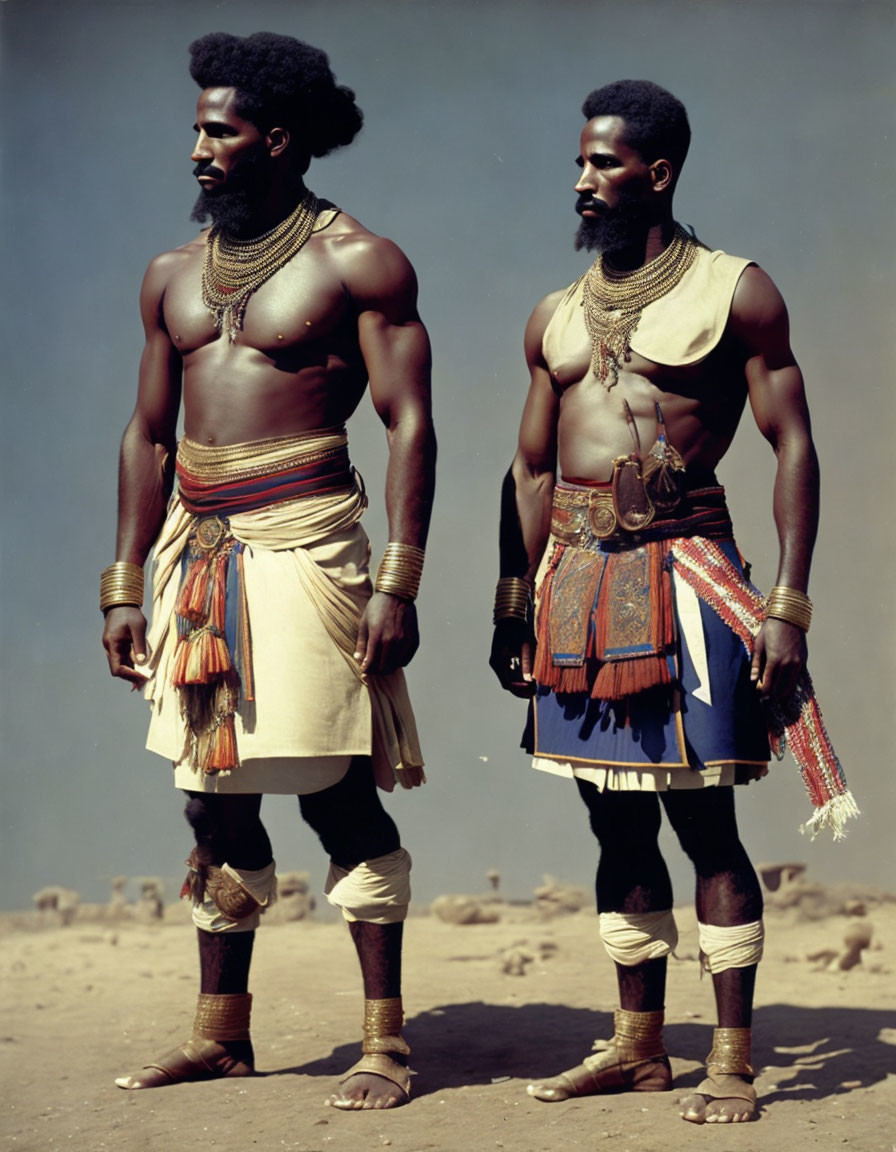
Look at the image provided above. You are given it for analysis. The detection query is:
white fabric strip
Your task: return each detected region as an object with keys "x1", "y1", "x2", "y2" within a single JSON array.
[
  {"x1": 325, "y1": 848, "x2": 412, "y2": 924},
  {"x1": 673, "y1": 571, "x2": 711, "y2": 704},
  {"x1": 599, "y1": 909, "x2": 679, "y2": 965},
  {"x1": 698, "y1": 918, "x2": 765, "y2": 973}
]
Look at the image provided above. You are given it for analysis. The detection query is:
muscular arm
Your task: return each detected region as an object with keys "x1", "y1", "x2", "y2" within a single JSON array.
[
  {"x1": 490, "y1": 294, "x2": 562, "y2": 695},
  {"x1": 349, "y1": 238, "x2": 436, "y2": 675},
  {"x1": 731, "y1": 265, "x2": 820, "y2": 699},
  {"x1": 102, "y1": 254, "x2": 183, "y2": 682}
]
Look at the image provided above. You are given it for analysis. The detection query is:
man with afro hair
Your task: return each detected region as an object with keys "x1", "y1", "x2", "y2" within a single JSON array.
[
  {"x1": 491, "y1": 79, "x2": 846, "y2": 1125},
  {"x1": 103, "y1": 32, "x2": 435, "y2": 1110}
]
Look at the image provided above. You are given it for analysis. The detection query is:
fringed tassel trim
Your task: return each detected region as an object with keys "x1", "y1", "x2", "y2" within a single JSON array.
[
  {"x1": 171, "y1": 527, "x2": 243, "y2": 774},
  {"x1": 670, "y1": 537, "x2": 856, "y2": 838},
  {"x1": 591, "y1": 654, "x2": 672, "y2": 700},
  {"x1": 800, "y1": 790, "x2": 860, "y2": 841},
  {"x1": 534, "y1": 540, "x2": 675, "y2": 700}
]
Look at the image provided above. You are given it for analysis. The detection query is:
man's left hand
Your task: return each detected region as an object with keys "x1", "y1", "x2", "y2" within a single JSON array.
[
  {"x1": 751, "y1": 617, "x2": 807, "y2": 701},
  {"x1": 354, "y1": 592, "x2": 419, "y2": 675}
]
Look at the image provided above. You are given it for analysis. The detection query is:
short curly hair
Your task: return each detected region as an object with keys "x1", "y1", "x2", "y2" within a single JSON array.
[
  {"x1": 582, "y1": 80, "x2": 690, "y2": 174},
  {"x1": 189, "y1": 32, "x2": 363, "y2": 159}
]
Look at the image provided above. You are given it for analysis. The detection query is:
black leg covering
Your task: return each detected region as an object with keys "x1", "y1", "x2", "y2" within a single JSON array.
[
  {"x1": 183, "y1": 792, "x2": 273, "y2": 872},
  {"x1": 575, "y1": 780, "x2": 673, "y2": 914},
  {"x1": 299, "y1": 757, "x2": 400, "y2": 870}
]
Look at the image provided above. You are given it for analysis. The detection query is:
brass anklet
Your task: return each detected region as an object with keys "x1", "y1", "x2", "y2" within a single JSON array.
[
  {"x1": 192, "y1": 992, "x2": 253, "y2": 1043},
  {"x1": 362, "y1": 996, "x2": 410, "y2": 1056}
]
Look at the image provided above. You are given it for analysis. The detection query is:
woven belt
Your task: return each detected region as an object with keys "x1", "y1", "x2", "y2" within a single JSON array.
[{"x1": 550, "y1": 483, "x2": 732, "y2": 549}]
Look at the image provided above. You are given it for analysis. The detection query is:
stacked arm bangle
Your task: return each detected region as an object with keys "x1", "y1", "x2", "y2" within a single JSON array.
[
  {"x1": 493, "y1": 577, "x2": 533, "y2": 624},
  {"x1": 99, "y1": 562, "x2": 145, "y2": 613},
  {"x1": 765, "y1": 585, "x2": 813, "y2": 632},
  {"x1": 374, "y1": 543, "x2": 425, "y2": 602}
]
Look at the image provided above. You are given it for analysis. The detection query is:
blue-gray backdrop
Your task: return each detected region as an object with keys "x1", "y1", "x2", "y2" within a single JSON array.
[{"x1": 1, "y1": 0, "x2": 893, "y2": 911}]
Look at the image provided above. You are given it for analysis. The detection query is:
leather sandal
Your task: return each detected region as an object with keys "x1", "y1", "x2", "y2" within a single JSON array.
[
  {"x1": 528, "y1": 1043, "x2": 672, "y2": 1101},
  {"x1": 329, "y1": 1052, "x2": 411, "y2": 1109},
  {"x1": 115, "y1": 992, "x2": 254, "y2": 1090},
  {"x1": 115, "y1": 1036, "x2": 255, "y2": 1089},
  {"x1": 528, "y1": 1008, "x2": 672, "y2": 1102}
]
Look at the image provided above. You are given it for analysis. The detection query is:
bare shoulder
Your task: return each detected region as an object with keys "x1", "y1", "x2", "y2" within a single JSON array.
[
  {"x1": 142, "y1": 235, "x2": 205, "y2": 295},
  {"x1": 316, "y1": 209, "x2": 417, "y2": 304},
  {"x1": 525, "y1": 288, "x2": 566, "y2": 363},
  {"x1": 731, "y1": 262, "x2": 788, "y2": 328}
]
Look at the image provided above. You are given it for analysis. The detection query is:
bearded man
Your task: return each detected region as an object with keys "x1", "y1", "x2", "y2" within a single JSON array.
[
  {"x1": 101, "y1": 32, "x2": 435, "y2": 1110},
  {"x1": 490, "y1": 80, "x2": 853, "y2": 1125}
]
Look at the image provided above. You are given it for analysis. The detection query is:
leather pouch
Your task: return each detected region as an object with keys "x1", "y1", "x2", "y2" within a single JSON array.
[{"x1": 612, "y1": 454, "x2": 655, "y2": 531}]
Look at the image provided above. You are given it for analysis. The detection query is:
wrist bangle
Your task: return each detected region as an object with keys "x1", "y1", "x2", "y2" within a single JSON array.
[
  {"x1": 375, "y1": 542, "x2": 425, "y2": 601},
  {"x1": 765, "y1": 585, "x2": 812, "y2": 632},
  {"x1": 494, "y1": 577, "x2": 533, "y2": 624},
  {"x1": 100, "y1": 561, "x2": 145, "y2": 613}
]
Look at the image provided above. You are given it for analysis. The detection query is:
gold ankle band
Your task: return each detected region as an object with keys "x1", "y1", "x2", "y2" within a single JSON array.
[
  {"x1": 362, "y1": 996, "x2": 410, "y2": 1057},
  {"x1": 192, "y1": 992, "x2": 252, "y2": 1043},
  {"x1": 614, "y1": 1008, "x2": 664, "y2": 1043},
  {"x1": 708, "y1": 1026, "x2": 753, "y2": 1077}
]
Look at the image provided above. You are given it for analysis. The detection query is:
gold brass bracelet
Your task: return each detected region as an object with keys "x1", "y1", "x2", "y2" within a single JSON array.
[
  {"x1": 100, "y1": 561, "x2": 145, "y2": 613},
  {"x1": 493, "y1": 576, "x2": 533, "y2": 624},
  {"x1": 375, "y1": 542, "x2": 425, "y2": 601},
  {"x1": 765, "y1": 585, "x2": 812, "y2": 632}
]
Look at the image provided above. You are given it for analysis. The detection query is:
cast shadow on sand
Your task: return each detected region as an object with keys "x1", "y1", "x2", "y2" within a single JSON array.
[{"x1": 270, "y1": 1001, "x2": 896, "y2": 1105}]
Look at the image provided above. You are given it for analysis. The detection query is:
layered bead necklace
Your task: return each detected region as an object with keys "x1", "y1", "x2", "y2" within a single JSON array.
[
  {"x1": 582, "y1": 222, "x2": 700, "y2": 389},
  {"x1": 201, "y1": 189, "x2": 320, "y2": 342}
]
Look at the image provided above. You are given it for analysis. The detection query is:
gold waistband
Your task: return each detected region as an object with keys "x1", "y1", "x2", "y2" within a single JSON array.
[
  {"x1": 551, "y1": 485, "x2": 618, "y2": 544},
  {"x1": 177, "y1": 427, "x2": 349, "y2": 484}
]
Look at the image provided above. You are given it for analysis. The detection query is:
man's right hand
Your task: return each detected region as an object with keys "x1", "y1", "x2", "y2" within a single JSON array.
[
  {"x1": 489, "y1": 618, "x2": 536, "y2": 699},
  {"x1": 103, "y1": 606, "x2": 150, "y2": 685}
]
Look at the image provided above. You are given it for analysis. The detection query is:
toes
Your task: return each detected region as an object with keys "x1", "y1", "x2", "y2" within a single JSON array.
[
  {"x1": 527, "y1": 1080, "x2": 570, "y2": 1103},
  {"x1": 678, "y1": 1093, "x2": 708, "y2": 1124}
]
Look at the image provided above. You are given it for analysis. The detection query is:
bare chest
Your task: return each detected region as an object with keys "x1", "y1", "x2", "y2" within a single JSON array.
[{"x1": 162, "y1": 245, "x2": 354, "y2": 361}]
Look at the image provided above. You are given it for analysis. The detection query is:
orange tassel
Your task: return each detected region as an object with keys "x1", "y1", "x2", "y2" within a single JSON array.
[
  {"x1": 208, "y1": 553, "x2": 229, "y2": 633},
  {"x1": 177, "y1": 558, "x2": 212, "y2": 625},
  {"x1": 201, "y1": 715, "x2": 239, "y2": 772},
  {"x1": 592, "y1": 655, "x2": 671, "y2": 701},
  {"x1": 171, "y1": 638, "x2": 190, "y2": 686}
]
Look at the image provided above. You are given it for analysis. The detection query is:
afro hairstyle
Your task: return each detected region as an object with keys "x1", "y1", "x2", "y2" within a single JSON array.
[
  {"x1": 582, "y1": 80, "x2": 690, "y2": 174},
  {"x1": 189, "y1": 32, "x2": 363, "y2": 159}
]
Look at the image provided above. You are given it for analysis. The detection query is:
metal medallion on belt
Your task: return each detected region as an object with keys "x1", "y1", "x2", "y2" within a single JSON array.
[
  {"x1": 195, "y1": 515, "x2": 227, "y2": 550},
  {"x1": 589, "y1": 501, "x2": 618, "y2": 539}
]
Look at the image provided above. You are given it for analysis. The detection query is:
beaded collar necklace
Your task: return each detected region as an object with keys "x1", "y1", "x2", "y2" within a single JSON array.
[
  {"x1": 581, "y1": 222, "x2": 700, "y2": 390},
  {"x1": 201, "y1": 189, "x2": 319, "y2": 342}
]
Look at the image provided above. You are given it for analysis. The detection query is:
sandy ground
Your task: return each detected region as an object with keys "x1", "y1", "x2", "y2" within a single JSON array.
[{"x1": 2, "y1": 889, "x2": 895, "y2": 1152}]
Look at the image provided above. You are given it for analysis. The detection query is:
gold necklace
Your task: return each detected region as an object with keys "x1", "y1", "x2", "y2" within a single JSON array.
[
  {"x1": 202, "y1": 190, "x2": 319, "y2": 342},
  {"x1": 581, "y1": 223, "x2": 700, "y2": 389}
]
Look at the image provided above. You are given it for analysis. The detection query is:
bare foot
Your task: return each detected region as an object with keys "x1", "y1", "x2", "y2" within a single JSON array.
[{"x1": 326, "y1": 1053, "x2": 411, "y2": 1110}]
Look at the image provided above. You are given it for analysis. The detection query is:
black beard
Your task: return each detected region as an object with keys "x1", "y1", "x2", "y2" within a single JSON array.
[
  {"x1": 574, "y1": 192, "x2": 653, "y2": 256},
  {"x1": 191, "y1": 186, "x2": 259, "y2": 236},
  {"x1": 190, "y1": 149, "x2": 271, "y2": 237}
]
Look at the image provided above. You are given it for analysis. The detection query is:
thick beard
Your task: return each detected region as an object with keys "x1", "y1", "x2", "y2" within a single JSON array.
[
  {"x1": 190, "y1": 148, "x2": 271, "y2": 237},
  {"x1": 191, "y1": 186, "x2": 259, "y2": 236},
  {"x1": 574, "y1": 193, "x2": 653, "y2": 256}
]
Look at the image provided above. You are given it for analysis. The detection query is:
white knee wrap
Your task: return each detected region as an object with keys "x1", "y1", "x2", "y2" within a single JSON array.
[
  {"x1": 191, "y1": 861, "x2": 277, "y2": 934},
  {"x1": 599, "y1": 910, "x2": 678, "y2": 966},
  {"x1": 698, "y1": 919, "x2": 764, "y2": 973},
  {"x1": 325, "y1": 848, "x2": 412, "y2": 924}
]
